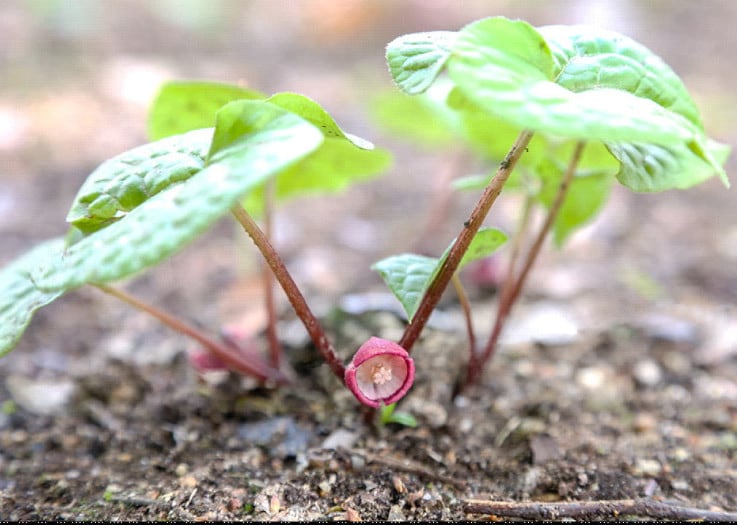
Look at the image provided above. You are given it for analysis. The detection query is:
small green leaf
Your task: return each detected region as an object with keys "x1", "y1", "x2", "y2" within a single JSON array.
[
  {"x1": 379, "y1": 404, "x2": 418, "y2": 427},
  {"x1": 67, "y1": 129, "x2": 213, "y2": 235},
  {"x1": 0, "y1": 239, "x2": 66, "y2": 356},
  {"x1": 386, "y1": 31, "x2": 458, "y2": 95},
  {"x1": 148, "y1": 80, "x2": 264, "y2": 140},
  {"x1": 372, "y1": 253, "x2": 437, "y2": 321},
  {"x1": 373, "y1": 227, "x2": 508, "y2": 320},
  {"x1": 458, "y1": 228, "x2": 509, "y2": 268},
  {"x1": 34, "y1": 100, "x2": 324, "y2": 292}
]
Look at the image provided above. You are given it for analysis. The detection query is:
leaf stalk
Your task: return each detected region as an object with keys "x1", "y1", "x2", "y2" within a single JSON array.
[
  {"x1": 231, "y1": 203, "x2": 346, "y2": 379},
  {"x1": 398, "y1": 130, "x2": 534, "y2": 352},
  {"x1": 93, "y1": 283, "x2": 287, "y2": 384},
  {"x1": 463, "y1": 140, "x2": 586, "y2": 389}
]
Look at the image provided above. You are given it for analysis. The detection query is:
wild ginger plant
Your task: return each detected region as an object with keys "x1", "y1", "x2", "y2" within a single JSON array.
[
  {"x1": 0, "y1": 16, "x2": 730, "y2": 420},
  {"x1": 374, "y1": 16, "x2": 730, "y2": 395}
]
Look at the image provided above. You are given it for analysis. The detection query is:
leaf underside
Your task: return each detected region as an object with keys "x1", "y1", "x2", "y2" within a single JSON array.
[{"x1": 0, "y1": 239, "x2": 66, "y2": 356}]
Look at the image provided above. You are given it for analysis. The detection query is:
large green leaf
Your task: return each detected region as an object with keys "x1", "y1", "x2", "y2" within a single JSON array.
[
  {"x1": 448, "y1": 17, "x2": 703, "y2": 147},
  {"x1": 148, "y1": 80, "x2": 264, "y2": 140},
  {"x1": 539, "y1": 25, "x2": 702, "y2": 126},
  {"x1": 537, "y1": 24, "x2": 728, "y2": 189},
  {"x1": 66, "y1": 129, "x2": 212, "y2": 235},
  {"x1": 33, "y1": 100, "x2": 324, "y2": 292},
  {"x1": 0, "y1": 239, "x2": 66, "y2": 356},
  {"x1": 372, "y1": 227, "x2": 508, "y2": 320},
  {"x1": 610, "y1": 138, "x2": 731, "y2": 192},
  {"x1": 242, "y1": 93, "x2": 392, "y2": 214},
  {"x1": 386, "y1": 31, "x2": 458, "y2": 95}
]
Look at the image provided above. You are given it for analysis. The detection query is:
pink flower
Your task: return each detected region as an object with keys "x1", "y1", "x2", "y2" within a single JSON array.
[{"x1": 344, "y1": 337, "x2": 415, "y2": 408}]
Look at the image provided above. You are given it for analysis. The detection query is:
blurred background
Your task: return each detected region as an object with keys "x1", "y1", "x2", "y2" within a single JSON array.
[{"x1": 1, "y1": 0, "x2": 735, "y2": 356}]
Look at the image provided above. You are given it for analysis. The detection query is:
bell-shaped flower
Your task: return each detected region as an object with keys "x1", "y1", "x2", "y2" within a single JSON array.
[{"x1": 344, "y1": 337, "x2": 415, "y2": 408}]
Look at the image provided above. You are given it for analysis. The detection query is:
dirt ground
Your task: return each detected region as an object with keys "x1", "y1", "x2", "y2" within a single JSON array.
[{"x1": 1, "y1": 1, "x2": 736, "y2": 521}]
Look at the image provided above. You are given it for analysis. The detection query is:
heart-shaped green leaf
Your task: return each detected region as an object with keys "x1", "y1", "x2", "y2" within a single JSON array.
[
  {"x1": 539, "y1": 25, "x2": 702, "y2": 126},
  {"x1": 0, "y1": 239, "x2": 66, "y2": 356},
  {"x1": 266, "y1": 92, "x2": 371, "y2": 148},
  {"x1": 34, "y1": 100, "x2": 324, "y2": 292},
  {"x1": 448, "y1": 17, "x2": 702, "y2": 147},
  {"x1": 243, "y1": 93, "x2": 391, "y2": 214},
  {"x1": 372, "y1": 253, "x2": 437, "y2": 322},
  {"x1": 148, "y1": 80, "x2": 264, "y2": 140},
  {"x1": 373, "y1": 227, "x2": 508, "y2": 320},
  {"x1": 386, "y1": 31, "x2": 458, "y2": 95}
]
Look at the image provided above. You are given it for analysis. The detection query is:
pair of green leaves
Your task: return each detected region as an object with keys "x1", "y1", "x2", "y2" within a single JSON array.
[
  {"x1": 385, "y1": 17, "x2": 729, "y2": 194},
  {"x1": 0, "y1": 82, "x2": 391, "y2": 356},
  {"x1": 371, "y1": 16, "x2": 729, "y2": 320}
]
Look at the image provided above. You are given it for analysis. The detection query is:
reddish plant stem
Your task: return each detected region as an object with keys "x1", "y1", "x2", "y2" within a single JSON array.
[
  {"x1": 231, "y1": 204, "x2": 346, "y2": 379},
  {"x1": 398, "y1": 130, "x2": 534, "y2": 352},
  {"x1": 451, "y1": 274, "x2": 476, "y2": 357},
  {"x1": 463, "y1": 498, "x2": 737, "y2": 522},
  {"x1": 262, "y1": 179, "x2": 282, "y2": 369},
  {"x1": 465, "y1": 141, "x2": 585, "y2": 387},
  {"x1": 93, "y1": 283, "x2": 287, "y2": 384},
  {"x1": 503, "y1": 192, "x2": 534, "y2": 289}
]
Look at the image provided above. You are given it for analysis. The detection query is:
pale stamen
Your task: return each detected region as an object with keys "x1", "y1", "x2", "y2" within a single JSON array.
[{"x1": 371, "y1": 364, "x2": 392, "y2": 386}]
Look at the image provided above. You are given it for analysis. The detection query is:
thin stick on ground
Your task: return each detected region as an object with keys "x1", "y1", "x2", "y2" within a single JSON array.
[
  {"x1": 462, "y1": 498, "x2": 737, "y2": 522},
  {"x1": 231, "y1": 203, "x2": 346, "y2": 380},
  {"x1": 465, "y1": 141, "x2": 586, "y2": 388},
  {"x1": 398, "y1": 130, "x2": 535, "y2": 353},
  {"x1": 93, "y1": 283, "x2": 287, "y2": 384}
]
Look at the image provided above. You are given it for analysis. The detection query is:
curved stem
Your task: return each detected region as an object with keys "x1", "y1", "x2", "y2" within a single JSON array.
[
  {"x1": 398, "y1": 130, "x2": 534, "y2": 352},
  {"x1": 93, "y1": 283, "x2": 287, "y2": 384},
  {"x1": 231, "y1": 203, "x2": 346, "y2": 380},
  {"x1": 465, "y1": 141, "x2": 586, "y2": 388}
]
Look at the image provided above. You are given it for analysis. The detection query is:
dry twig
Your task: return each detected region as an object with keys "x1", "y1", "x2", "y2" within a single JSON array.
[{"x1": 463, "y1": 497, "x2": 737, "y2": 521}]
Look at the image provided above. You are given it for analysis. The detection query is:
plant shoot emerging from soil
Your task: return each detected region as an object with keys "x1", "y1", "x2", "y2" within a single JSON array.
[{"x1": 0, "y1": 16, "x2": 730, "y2": 422}]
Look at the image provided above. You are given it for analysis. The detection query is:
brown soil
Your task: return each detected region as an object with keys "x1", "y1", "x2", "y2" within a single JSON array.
[{"x1": 1, "y1": 1, "x2": 736, "y2": 521}]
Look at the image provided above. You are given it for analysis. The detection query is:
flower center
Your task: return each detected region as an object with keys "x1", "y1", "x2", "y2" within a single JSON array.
[{"x1": 371, "y1": 364, "x2": 393, "y2": 386}]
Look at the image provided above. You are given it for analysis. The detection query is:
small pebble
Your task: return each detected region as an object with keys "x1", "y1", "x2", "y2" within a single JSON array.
[{"x1": 633, "y1": 360, "x2": 662, "y2": 387}]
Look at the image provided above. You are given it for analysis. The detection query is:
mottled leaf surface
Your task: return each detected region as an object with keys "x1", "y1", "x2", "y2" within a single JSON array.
[
  {"x1": 34, "y1": 101, "x2": 324, "y2": 292},
  {"x1": 0, "y1": 239, "x2": 66, "y2": 356}
]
